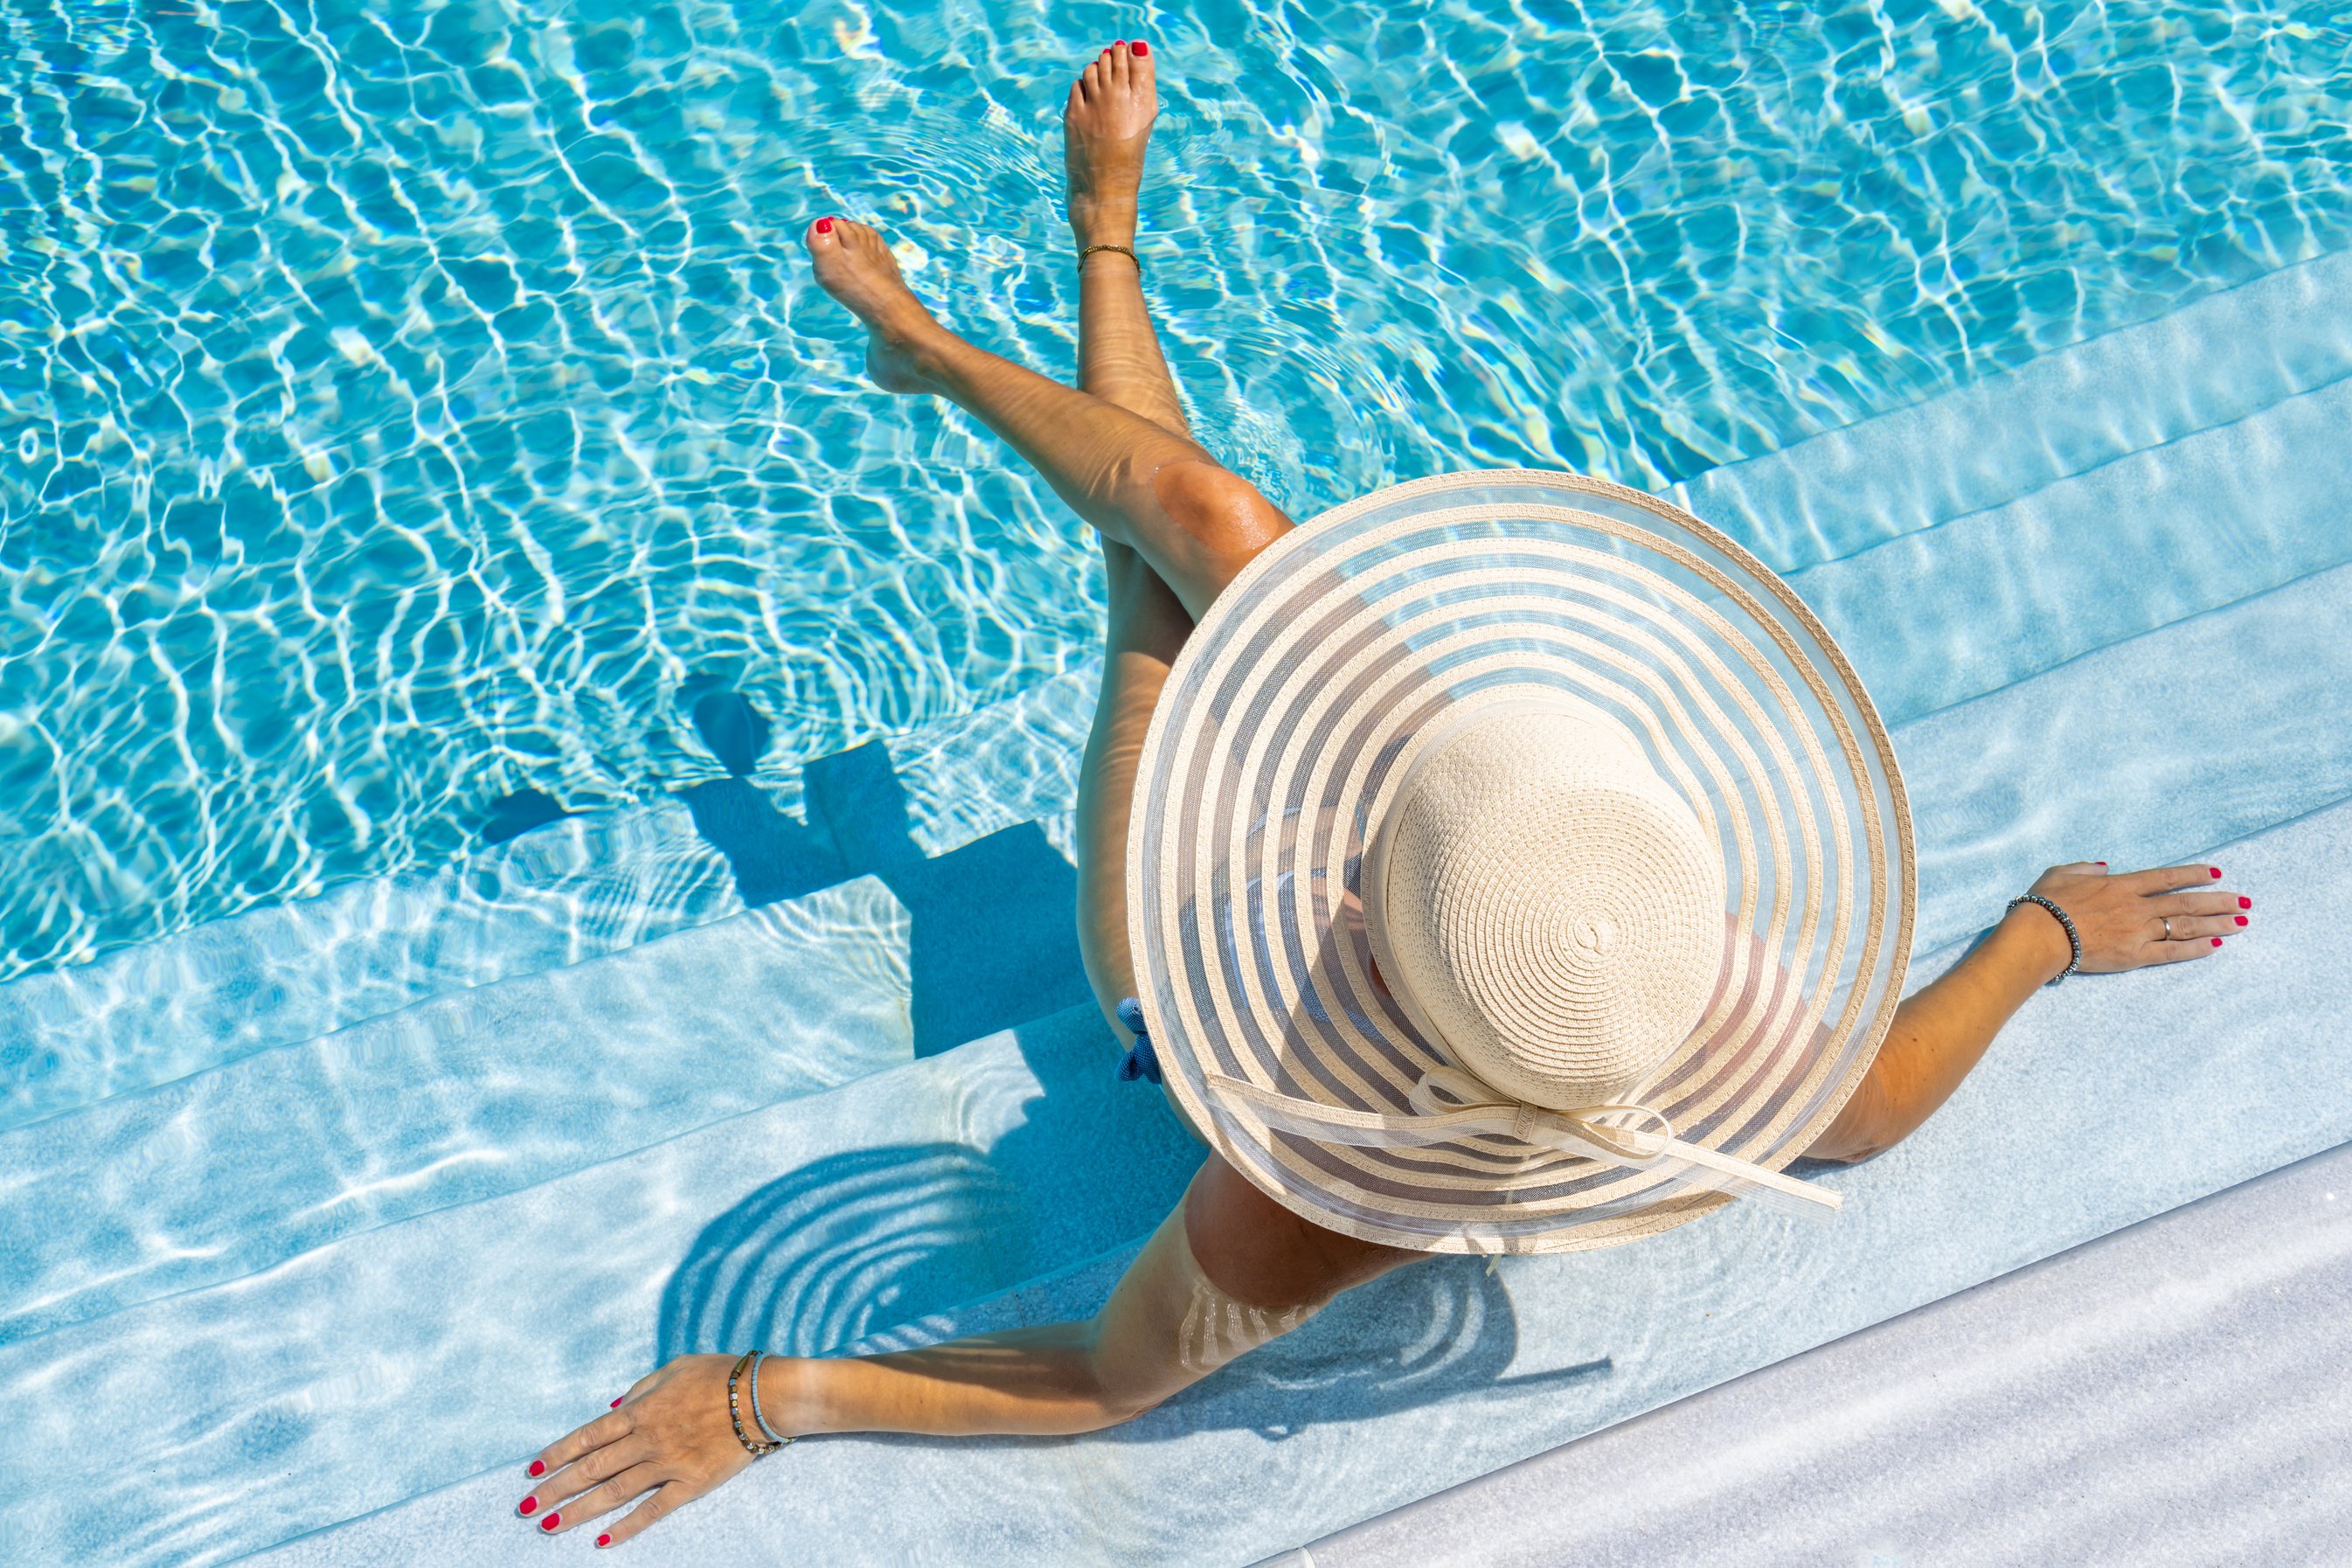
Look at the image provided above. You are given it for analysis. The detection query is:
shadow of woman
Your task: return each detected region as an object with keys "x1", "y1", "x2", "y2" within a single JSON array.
[{"x1": 657, "y1": 1142, "x2": 1030, "y2": 1361}]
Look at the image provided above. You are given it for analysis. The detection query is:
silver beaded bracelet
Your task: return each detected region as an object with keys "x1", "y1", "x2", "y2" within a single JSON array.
[{"x1": 2007, "y1": 892, "x2": 2081, "y2": 983}]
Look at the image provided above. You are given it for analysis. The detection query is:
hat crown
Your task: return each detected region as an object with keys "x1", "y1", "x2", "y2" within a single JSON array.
[{"x1": 1374, "y1": 707, "x2": 1725, "y2": 1109}]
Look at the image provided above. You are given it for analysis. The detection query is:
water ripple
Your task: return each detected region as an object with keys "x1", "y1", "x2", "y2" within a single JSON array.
[{"x1": 1, "y1": 0, "x2": 2347, "y2": 977}]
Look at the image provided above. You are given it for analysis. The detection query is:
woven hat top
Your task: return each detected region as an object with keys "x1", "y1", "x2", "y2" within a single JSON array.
[
  {"x1": 1127, "y1": 471, "x2": 1914, "y2": 1255},
  {"x1": 1371, "y1": 704, "x2": 1727, "y2": 1112}
]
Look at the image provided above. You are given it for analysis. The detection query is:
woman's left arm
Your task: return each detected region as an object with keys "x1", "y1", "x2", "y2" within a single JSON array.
[{"x1": 1805, "y1": 859, "x2": 2248, "y2": 1163}]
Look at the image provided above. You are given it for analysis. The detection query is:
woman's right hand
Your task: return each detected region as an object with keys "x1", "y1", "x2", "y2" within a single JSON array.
[{"x1": 2010, "y1": 860, "x2": 2249, "y2": 977}]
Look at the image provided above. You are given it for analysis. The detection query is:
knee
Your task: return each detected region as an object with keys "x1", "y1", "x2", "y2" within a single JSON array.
[{"x1": 1152, "y1": 458, "x2": 1290, "y2": 562}]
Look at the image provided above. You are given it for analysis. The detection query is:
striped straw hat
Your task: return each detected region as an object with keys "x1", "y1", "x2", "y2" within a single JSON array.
[{"x1": 1127, "y1": 471, "x2": 1914, "y2": 1254}]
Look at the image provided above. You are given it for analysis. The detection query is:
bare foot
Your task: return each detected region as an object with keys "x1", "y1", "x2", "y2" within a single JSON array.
[
  {"x1": 803, "y1": 217, "x2": 942, "y2": 393},
  {"x1": 1064, "y1": 40, "x2": 1157, "y2": 249}
]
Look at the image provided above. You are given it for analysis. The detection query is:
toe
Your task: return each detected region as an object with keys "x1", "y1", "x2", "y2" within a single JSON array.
[{"x1": 806, "y1": 215, "x2": 837, "y2": 249}]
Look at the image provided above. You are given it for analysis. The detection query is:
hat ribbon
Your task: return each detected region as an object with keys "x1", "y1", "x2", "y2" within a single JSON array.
[{"x1": 1202, "y1": 1065, "x2": 1839, "y2": 1220}]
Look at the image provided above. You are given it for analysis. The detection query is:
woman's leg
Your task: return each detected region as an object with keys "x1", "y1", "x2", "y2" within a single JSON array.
[
  {"x1": 802, "y1": 222, "x2": 1289, "y2": 621},
  {"x1": 1060, "y1": 42, "x2": 1197, "y2": 1049},
  {"x1": 1066, "y1": 42, "x2": 1191, "y2": 439}
]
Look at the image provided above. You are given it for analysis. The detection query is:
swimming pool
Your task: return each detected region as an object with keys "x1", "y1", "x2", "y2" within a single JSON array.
[
  {"x1": 3, "y1": 0, "x2": 2344, "y2": 979},
  {"x1": 3, "y1": 3, "x2": 2351, "y2": 1565}
]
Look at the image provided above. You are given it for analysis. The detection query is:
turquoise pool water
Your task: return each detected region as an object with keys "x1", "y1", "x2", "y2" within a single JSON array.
[{"x1": 2, "y1": 0, "x2": 2347, "y2": 980}]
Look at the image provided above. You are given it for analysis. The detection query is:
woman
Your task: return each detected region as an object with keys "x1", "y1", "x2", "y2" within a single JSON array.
[{"x1": 516, "y1": 42, "x2": 2246, "y2": 1548}]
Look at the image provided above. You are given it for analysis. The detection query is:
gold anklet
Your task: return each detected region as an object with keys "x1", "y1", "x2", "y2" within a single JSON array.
[{"x1": 1078, "y1": 243, "x2": 1141, "y2": 274}]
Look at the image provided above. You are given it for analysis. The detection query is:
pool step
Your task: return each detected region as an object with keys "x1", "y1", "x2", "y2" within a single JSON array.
[
  {"x1": 254, "y1": 792, "x2": 2352, "y2": 1568},
  {"x1": 1673, "y1": 246, "x2": 2352, "y2": 575},
  {"x1": 0, "y1": 665, "x2": 1099, "y2": 1136},
  {"x1": 0, "y1": 878, "x2": 913, "y2": 1347},
  {"x1": 1276, "y1": 1138, "x2": 2352, "y2": 1567},
  {"x1": 0, "y1": 1003, "x2": 1202, "y2": 1568},
  {"x1": 0, "y1": 802, "x2": 740, "y2": 1134}
]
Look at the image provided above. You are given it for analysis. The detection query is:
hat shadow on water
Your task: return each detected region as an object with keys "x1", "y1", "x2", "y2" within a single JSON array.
[{"x1": 655, "y1": 1008, "x2": 1608, "y2": 1442}]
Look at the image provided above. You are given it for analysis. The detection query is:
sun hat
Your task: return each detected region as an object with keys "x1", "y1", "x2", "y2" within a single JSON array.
[{"x1": 1126, "y1": 470, "x2": 1914, "y2": 1254}]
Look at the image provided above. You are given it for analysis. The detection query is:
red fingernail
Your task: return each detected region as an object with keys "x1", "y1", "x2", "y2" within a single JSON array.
[
  {"x1": 2210, "y1": 866, "x2": 2222, "y2": 878},
  {"x1": 598, "y1": 1537, "x2": 612, "y2": 1549},
  {"x1": 2212, "y1": 937, "x2": 2224, "y2": 947},
  {"x1": 1132, "y1": 39, "x2": 1148, "y2": 55},
  {"x1": 528, "y1": 1460, "x2": 545, "y2": 1478},
  {"x1": 2239, "y1": 897, "x2": 2251, "y2": 909},
  {"x1": 815, "y1": 216, "x2": 833, "y2": 233},
  {"x1": 2235, "y1": 915, "x2": 2248, "y2": 926},
  {"x1": 610, "y1": 1397, "x2": 623, "y2": 1408},
  {"x1": 542, "y1": 1513, "x2": 561, "y2": 1531},
  {"x1": 518, "y1": 1497, "x2": 538, "y2": 1516},
  {"x1": 2095, "y1": 861, "x2": 2106, "y2": 866}
]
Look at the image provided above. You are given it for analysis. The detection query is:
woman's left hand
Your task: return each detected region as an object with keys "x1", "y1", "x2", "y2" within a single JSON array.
[
  {"x1": 514, "y1": 1354, "x2": 762, "y2": 1548},
  {"x1": 2016, "y1": 859, "x2": 2248, "y2": 976}
]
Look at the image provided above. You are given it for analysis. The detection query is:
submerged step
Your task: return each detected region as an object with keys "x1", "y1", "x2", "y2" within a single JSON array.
[
  {"x1": 0, "y1": 878, "x2": 912, "y2": 1347},
  {"x1": 0, "y1": 657, "x2": 1106, "y2": 1138},
  {"x1": 1793, "y1": 372, "x2": 2352, "y2": 726},
  {"x1": 0, "y1": 802, "x2": 741, "y2": 1134},
  {"x1": 260, "y1": 793, "x2": 2352, "y2": 1568},
  {"x1": 1894, "y1": 558, "x2": 2352, "y2": 956},
  {"x1": 1672, "y1": 246, "x2": 2352, "y2": 574},
  {"x1": 0, "y1": 1004, "x2": 1202, "y2": 1567}
]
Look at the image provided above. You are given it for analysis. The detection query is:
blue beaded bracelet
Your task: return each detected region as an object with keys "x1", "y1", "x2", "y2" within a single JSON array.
[
  {"x1": 747, "y1": 1350, "x2": 790, "y2": 1448},
  {"x1": 2007, "y1": 892, "x2": 2082, "y2": 983}
]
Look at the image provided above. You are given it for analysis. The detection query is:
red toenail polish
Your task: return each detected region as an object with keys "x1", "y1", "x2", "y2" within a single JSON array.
[
  {"x1": 528, "y1": 1460, "x2": 545, "y2": 1477},
  {"x1": 542, "y1": 1513, "x2": 561, "y2": 1531},
  {"x1": 518, "y1": 1498, "x2": 538, "y2": 1516},
  {"x1": 1133, "y1": 40, "x2": 1148, "y2": 55},
  {"x1": 2212, "y1": 937, "x2": 2224, "y2": 947},
  {"x1": 815, "y1": 216, "x2": 833, "y2": 233},
  {"x1": 2239, "y1": 897, "x2": 2251, "y2": 909},
  {"x1": 598, "y1": 1536, "x2": 612, "y2": 1549},
  {"x1": 1114, "y1": 39, "x2": 1126, "y2": 46},
  {"x1": 2235, "y1": 915, "x2": 2248, "y2": 926},
  {"x1": 2210, "y1": 866, "x2": 2222, "y2": 878}
]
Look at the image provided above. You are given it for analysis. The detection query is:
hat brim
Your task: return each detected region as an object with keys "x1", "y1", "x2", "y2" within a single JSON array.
[{"x1": 1127, "y1": 471, "x2": 1915, "y2": 1254}]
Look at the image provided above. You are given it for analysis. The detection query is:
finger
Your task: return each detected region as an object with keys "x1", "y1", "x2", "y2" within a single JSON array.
[
  {"x1": 2050, "y1": 860, "x2": 2107, "y2": 876},
  {"x1": 2150, "y1": 934, "x2": 2225, "y2": 964},
  {"x1": 2149, "y1": 913, "x2": 2239, "y2": 942},
  {"x1": 2120, "y1": 862, "x2": 2222, "y2": 894},
  {"x1": 596, "y1": 1479, "x2": 699, "y2": 1549},
  {"x1": 532, "y1": 1407, "x2": 635, "y2": 1477},
  {"x1": 544, "y1": 1461, "x2": 666, "y2": 1532},
  {"x1": 2151, "y1": 890, "x2": 2245, "y2": 918},
  {"x1": 529, "y1": 1437, "x2": 651, "y2": 1511}
]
